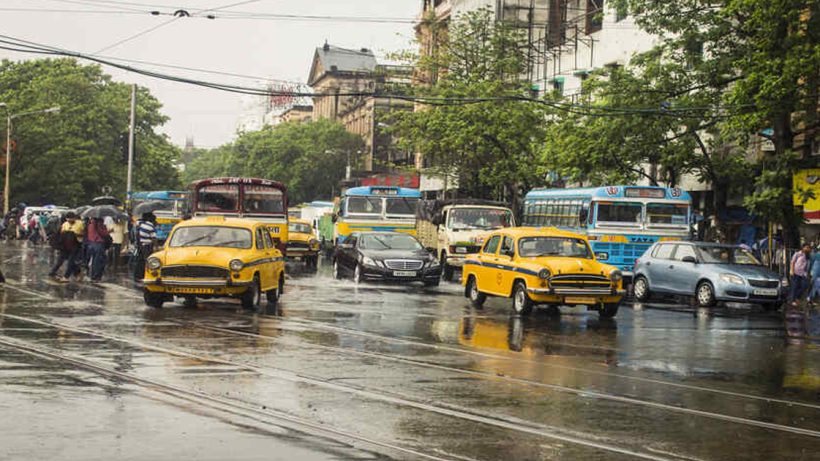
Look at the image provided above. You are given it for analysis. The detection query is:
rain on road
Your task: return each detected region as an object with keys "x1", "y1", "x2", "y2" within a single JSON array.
[{"x1": 0, "y1": 243, "x2": 818, "y2": 460}]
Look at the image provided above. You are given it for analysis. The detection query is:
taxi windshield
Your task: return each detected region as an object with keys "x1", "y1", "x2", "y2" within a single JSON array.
[
  {"x1": 518, "y1": 237, "x2": 592, "y2": 259},
  {"x1": 169, "y1": 226, "x2": 252, "y2": 249},
  {"x1": 288, "y1": 223, "x2": 312, "y2": 234},
  {"x1": 360, "y1": 233, "x2": 422, "y2": 251}
]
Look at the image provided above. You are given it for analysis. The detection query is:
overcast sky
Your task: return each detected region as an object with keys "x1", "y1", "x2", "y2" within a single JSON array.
[{"x1": 1, "y1": 0, "x2": 419, "y2": 148}]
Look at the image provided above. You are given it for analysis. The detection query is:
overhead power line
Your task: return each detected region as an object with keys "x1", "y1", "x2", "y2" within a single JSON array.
[{"x1": 0, "y1": 34, "x2": 753, "y2": 117}]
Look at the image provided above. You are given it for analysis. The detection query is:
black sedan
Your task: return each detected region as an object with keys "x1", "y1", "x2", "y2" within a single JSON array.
[{"x1": 332, "y1": 232, "x2": 442, "y2": 286}]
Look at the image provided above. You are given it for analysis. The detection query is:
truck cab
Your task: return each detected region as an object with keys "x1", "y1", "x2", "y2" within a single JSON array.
[{"x1": 416, "y1": 201, "x2": 514, "y2": 281}]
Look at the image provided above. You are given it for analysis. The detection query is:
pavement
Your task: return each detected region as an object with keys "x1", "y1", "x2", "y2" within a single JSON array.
[{"x1": 0, "y1": 242, "x2": 818, "y2": 460}]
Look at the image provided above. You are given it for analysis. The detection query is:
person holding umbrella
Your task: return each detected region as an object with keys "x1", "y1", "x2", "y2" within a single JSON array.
[
  {"x1": 48, "y1": 211, "x2": 84, "y2": 282},
  {"x1": 85, "y1": 217, "x2": 111, "y2": 283}
]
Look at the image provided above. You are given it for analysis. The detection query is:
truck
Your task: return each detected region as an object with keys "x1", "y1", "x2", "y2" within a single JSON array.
[{"x1": 416, "y1": 200, "x2": 515, "y2": 281}]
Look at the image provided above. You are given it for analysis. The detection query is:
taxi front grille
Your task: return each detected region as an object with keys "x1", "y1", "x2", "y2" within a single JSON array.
[
  {"x1": 549, "y1": 274, "x2": 611, "y2": 289},
  {"x1": 161, "y1": 265, "x2": 229, "y2": 279}
]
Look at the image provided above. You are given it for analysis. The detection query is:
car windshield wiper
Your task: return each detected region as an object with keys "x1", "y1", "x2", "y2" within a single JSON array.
[
  {"x1": 211, "y1": 240, "x2": 248, "y2": 247},
  {"x1": 180, "y1": 233, "x2": 216, "y2": 247},
  {"x1": 371, "y1": 236, "x2": 392, "y2": 249}
]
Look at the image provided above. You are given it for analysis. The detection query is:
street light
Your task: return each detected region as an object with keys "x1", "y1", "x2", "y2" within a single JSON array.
[{"x1": 2, "y1": 105, "x2": 61, "y2": 214}]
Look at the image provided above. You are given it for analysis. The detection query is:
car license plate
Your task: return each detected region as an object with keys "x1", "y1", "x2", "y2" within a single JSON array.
[
  {"x1": 169, "y1": 287, "x2": 214, "y2": 295},
  {"x1": 564, "y1": 296, "x2": 596, "y2": 305},
  {"x1": 753, "y1": 288, "x2": 778, "y2": 296},
  {"x1": 393, "y1": 271, "x2": 417, "y2": 277},
  {"x1": 455, "y1": 247, "x2": 468, "y2": 254}
]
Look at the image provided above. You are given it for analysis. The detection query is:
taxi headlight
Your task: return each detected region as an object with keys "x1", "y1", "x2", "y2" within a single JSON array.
[
  {"x1": 146, "y1": 257, "x2": 161, "y2": 270},
  {"x1": 720, "y1": 273, "x2": 744, "y2": 285},
  {"x1": 610, "y1": 269, "x2": 623, "y2": 282},
  {"x1": 538, "y1": 269, "x2": 551, "y2": 279},
  {"x1": 229, "y1": 259, "x2": 245, "y2": 272}
]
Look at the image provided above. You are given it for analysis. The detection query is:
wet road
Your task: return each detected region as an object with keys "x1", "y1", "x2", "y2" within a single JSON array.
[{"x1": 1, "y1": 243, "x2": 819, "y2": 460}]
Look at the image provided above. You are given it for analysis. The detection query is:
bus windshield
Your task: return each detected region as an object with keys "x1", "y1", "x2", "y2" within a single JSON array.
[
  {"x1": 288, "y1": 222, "x2": 312, "y2": 234},
  {"x1": 244, "y1": 186, "x2": 284, "y2": 214},
  {"x1": 646, "y1": 203, "x2": 689, "y2": 226},
  {"x1": 596, "y1": 202, "x2": 642, "y2": 225},
  {"x1": 197, "y1": 184, "x2": 240, "y2": 213},
  {"x1": 448, "y1": 208, "x2": 512, "y2": 230},
  {"x1": 346, "y1": 196, "x2": 382, "y2": 216},
  {"x1": 385, "y1": 197, "x2": 418, "y2": 216},
  {"x1": 518, "y1": 237, "x2": 592, "y2": 259}
]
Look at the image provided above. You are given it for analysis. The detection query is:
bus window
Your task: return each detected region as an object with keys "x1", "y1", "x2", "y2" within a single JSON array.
[
  {"x1": 385, "y1": 197, "x2": 418, "y2": 216},
  {"x1": 347, "y1": 196, "x2": 382, "y2": 216},
  {"x1": 647, "y1": 203, "x2": 689, "y2": 226},
  {"x1": 244, "y1": 186, "x2": 284, "y2": 214},
  {"x1": 198, "y1": 184, "x2": 239, "y2": 212},
  {"x1": 597, "y1": 202, "x2": 642, "y2": 225}
]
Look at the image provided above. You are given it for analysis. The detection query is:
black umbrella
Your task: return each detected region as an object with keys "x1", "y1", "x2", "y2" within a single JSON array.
[
  {"x1": 132, "y1": 200, "x2": 169, "y2": 217},
  {"x1": 91, "y1": 196, "x2": 123, "y2": 207},
  {"x1": 81, "y1": 205, "x2": 127, "y2": 220},
  {"x1": 73, "y1": 205, "x2": 91, "y2": 216}
]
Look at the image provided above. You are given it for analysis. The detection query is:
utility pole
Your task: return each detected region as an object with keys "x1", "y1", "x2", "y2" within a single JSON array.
[
  {"x1": 4, "y1": 115, "x2": 10, "y2": 214},
  {"x1": 125, "y1": 84, "x2": 136, "y2": 209}
]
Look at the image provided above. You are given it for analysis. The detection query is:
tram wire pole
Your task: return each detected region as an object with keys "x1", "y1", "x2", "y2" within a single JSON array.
[{"x1": 125, "y1": 84, "x2": 136, "y2": 211}]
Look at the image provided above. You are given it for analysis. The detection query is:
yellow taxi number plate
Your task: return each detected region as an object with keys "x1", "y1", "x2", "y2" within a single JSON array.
[
  {"x1": 169, "y1": 287, "x2": 214, "y2": 295},
  {"x1": 564, "y1": 297, "x2": 597, "y2": 305}
]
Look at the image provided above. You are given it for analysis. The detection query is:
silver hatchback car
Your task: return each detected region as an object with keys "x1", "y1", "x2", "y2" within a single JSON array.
[{"x1": 633, "y1": 242, "x2": 783, "y2": 309}]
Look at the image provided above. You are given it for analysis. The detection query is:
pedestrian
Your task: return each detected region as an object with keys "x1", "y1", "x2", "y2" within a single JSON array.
[
  {"x1": 85, "y1": 217, "x2": 111, "y2": 283},
  {"x1": 789, "y1": 243, "x2": 812, "y2": 307},
  {"x1": 48, "y1": 211, "x2": 84, "y2": 282},
  {"x1": 107, "y1": 216, "x2": 127, "y2": 269},
  {"x1": 806, "y1": 246, "x2": 820, "y2": 304},
  {"x1": 132, "y1": 212, "x2": 157, "y2": 281}
]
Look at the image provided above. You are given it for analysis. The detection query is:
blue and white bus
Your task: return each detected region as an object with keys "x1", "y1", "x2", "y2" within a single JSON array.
[
  {"x1": 334, "y1": 186, "x2": 421, "y2": 244},
  {"x1": 130, "y1": 190, "x2": 188, "y2": 241},
  {"x1": 522, "y1": 186, "x2": 692, "y2": 276}
]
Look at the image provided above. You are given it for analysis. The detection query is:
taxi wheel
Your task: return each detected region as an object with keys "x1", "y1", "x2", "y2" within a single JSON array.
[
  {"x1": 241, "y1": 276, "x2": 261, "y2": 309},
  {"x1": 512, "y1": 282, "x2": 533, "y2": 316},
  {"x1": 599, "y1": 303, "x2": 619, "y2": 319},
  {"x1": 353, "y1": 264, "x2": 363, "y2": 284},
  {"x1": 266, "y1": 276, "x2": 283, "y2": 304},
  {"x1": 466, "y1": 276, "x2": 486, "y2": 308},
  {"x1": 143, "y1": 291, "x2": 164, "y2": 309},
  {"x1": 633, "y1": 276, "x2": 651, "y2": 302},
  {"x1": 332, "y1": 260, "x2": 343, "y2": 280}
]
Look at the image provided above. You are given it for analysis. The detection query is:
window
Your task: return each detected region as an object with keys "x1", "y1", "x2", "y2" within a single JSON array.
[
  {"x1": 483, "y1": 235, "x2": 501, "y2": 254},
  {"x1": 652, "y1": 244, "x2": 675, "y2": 260},
  {"x1": 586, "y1": 0, "x2": 604, "y2": 34},
  {"x1": 243, "y1": 186, "x2": 284, "y2": 214},
  {"x1": 500, "y1": 236, "x2": 514, "y2": 257},
  {"x1": 447, "y1": 208, "x2": 512, "y2": 230},
  {"x1": 518, "y1": 237, "x2": 592, "y2": 259},
  {"x1": 346, "y1": 197, "x2": 382, "y2": 215},
  {"x1": 360, "y1": 233, "x2": 422, "y2": 250},
  {"x1": 288, "y1": 222, "x2": 312, "y2": 234},
  {"x1": 197, "y1": 184, "x2": 239, "y2": 213},
  {"x1": 256, "y1": 228, "x2": 265, "y2": 249},
  {"x1": 699, "y1": 246, "x2": 762, "y2": 265},
  {"x1": 385, "y1": 197, "x2": 419, "y2": 216},
  {"x1": 169, "y1": 226, "x2": 252, "y2": 249},
  {"x1": 263, "y1": 231, "x2": 274, "y2": 249},
  {"x1": 647, "y1": 203, "x2": 689, "y2": 226},
  {"x1": 675, "y1": 245, "x2": 697, "y2": 261},
  {"x1": 596, "y1": 202, "x2": 642, "y2": 225}
]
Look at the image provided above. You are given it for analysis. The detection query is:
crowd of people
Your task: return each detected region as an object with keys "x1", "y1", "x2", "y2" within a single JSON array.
[
  {"x1": 0, "y1": 203, "x2": 159, "y2": 284},
  {"x1": 788, "y1": 244, "x2": 820, "y2": 307}
]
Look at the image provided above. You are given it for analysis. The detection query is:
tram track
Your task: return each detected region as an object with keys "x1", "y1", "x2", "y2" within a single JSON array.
[
  {"x1": 5, "y1": 279, "x2": 820, "y2": 415},
  {"x1": 2, "y1": 310, "x2": 820, "y2": 447},
  {"x1": 0, "y1": 312, "x2": 683, "y2": 461}
]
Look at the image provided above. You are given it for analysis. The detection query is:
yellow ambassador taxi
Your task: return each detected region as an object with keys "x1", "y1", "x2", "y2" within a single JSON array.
[
  {"x1": 142, "y1": 217, "x2": 285, "y2": 310},
  {"x1": 286, "y1": 219, "x2": 320, "y2": 269},
  {"x1": 462, "y1": 227, "x2": 625, "y2": 318}
]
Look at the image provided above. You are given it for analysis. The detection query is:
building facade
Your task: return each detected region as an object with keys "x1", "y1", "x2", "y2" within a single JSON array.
[{"x1": 308, "y1": 43, "x2": 414, "y2": 173}]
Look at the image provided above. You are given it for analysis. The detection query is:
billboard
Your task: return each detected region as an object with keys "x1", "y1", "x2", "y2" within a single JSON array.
[{"x1": 793, "y1": 169, "x2": 820, "y2": 223}]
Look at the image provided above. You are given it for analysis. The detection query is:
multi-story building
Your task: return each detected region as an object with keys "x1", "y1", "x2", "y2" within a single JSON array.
[{"x1": 307, "y1": 43, "x2": 414, "y2": 172}]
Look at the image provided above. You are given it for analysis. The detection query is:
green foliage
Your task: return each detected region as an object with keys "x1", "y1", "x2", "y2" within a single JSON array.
[
  {"x1": 613, "y1": 0, "x2": 820, "y2": 240},
  {"x1": 391, "y1": 8, "x2": 548, "y2": 201},
  {"x1": 182, "y1": 119, "x2": 363, "y2": 204},
  {"x1": 0, "y1": 58, "x2": 180, "y2": 206}
]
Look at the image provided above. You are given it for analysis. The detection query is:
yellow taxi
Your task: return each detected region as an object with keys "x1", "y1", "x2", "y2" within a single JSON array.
[
  {"x1": 286, "y1": 218, "x2": 320, "y2": 268},
  {"x1": 462, "y1": 227, "x2": 624, "y2": 318},
  {"x1": 142, "y1": 217, "x2": 285, "y2": 310}
]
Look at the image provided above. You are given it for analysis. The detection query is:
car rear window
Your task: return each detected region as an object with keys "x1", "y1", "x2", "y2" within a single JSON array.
[{"x1": 652, "y1": 244, "x2": 675, "y2": 260}]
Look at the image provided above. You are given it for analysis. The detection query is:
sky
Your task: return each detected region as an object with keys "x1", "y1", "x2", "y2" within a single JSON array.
[{"x1": 0, "y1": 0, "x2": 420, "y2": 148}]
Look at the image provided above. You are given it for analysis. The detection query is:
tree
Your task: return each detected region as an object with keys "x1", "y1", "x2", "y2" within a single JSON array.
[
  {"x1": 0, "y1": 58, "x2": 180, "y2": 206},
  {"x1": 182, "y1": 119, "x2": 363, "y2": 204},
  {"x1": 391, "y1": 8, "x2": 549, "y2": 207},
  {"x1": 612, "y1": 0, "x2": 820, "y2": 245}
]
